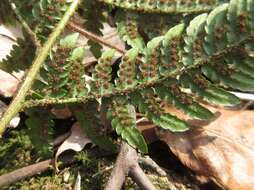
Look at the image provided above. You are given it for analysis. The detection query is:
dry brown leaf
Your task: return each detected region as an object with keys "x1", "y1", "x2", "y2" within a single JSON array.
[
  {"x1": 0, "y1": 69, "x2": 21, "y2": 97},
  {"x1": 0, "y1": 25, "x2": 24, "y2": 97},
  {"x1": 156, "y1": 106, "x2": 254, "y2": 190},
  {"x1": 55, "y1": 122, "x2": 94, "y2": 171},
  {"x1": 0, "y1": 25, "x2": 21, "y2": 61}
]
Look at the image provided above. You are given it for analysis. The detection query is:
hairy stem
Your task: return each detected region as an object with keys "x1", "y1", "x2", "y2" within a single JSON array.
[{"x1": 0, "y1": 0, "x2": 81, "y2": 136}]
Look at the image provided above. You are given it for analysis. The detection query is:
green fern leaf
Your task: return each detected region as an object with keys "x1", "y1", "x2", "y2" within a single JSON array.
[
  {"x1": 108, "y1": 96, "x2": 148, "y2": 153},
  {"x1": 116, "y1": 48, "x2": 139, "y2": 89},
  {"x1": 183, "y1": 13, "x2": 208, "y2": 66},
  {"x1": 25, "y1": 108, "x2": 54, "y2": 158},
  {"x1": 160, "y1": 24, "x2": 185, "y2": 76},
  {"x1": 155, "y1": 80, "x2": 214, "y2": 120},
  {"x1": 180, "y1": 73, "x2": 241, "y2": 106},
  {"x1": 60, "y1": 32, "x2": 80, "y2": 48},
  {"x1": 130, "y1": 90, "x2": 188, "y2": 132},
  {"x1": 204, "y1": 3, "x2": 229, "y2": 55},
  {"x1": 116, "y1": 11, "x2": 145, "y2": 50},
  {"x1": 91, "y1": 49, "x2": 116, "y2": 94},
  {"x1": 202, "y1": 64, "x2": 254, "y2": 91},
  {"x1": 178, "y1": 2, "x2": 254, "y2": 93},
  {"x1": 31, "y1": 33, "x2": 87, "y2": 99},
  {"x1": 140, "y1": 36, "x2": 163, "y2": 82},
  {"x1": 26, "y1": 0, "x2": 72, "y2": 41},
  {"x1": 11, "y1": 0, "x2": 254, "y2": 154}
]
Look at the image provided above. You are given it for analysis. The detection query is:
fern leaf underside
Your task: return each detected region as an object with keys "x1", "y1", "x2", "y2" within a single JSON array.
[{"x1": 1, "y1": 0, "x2": 254, "y2": 152}]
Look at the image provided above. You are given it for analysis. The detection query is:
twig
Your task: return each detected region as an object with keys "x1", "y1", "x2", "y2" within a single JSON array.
[
  {"x1": 138, "y1": 156, "x2": 167, "y2": 177},
  {"x1": 0, "y1": 159, "x2": 53, "y2": 187},
  {"x1": 0, "y1": 148, "x2": 113, "y2": 187},
  {"x1": 9, "y1": 0, "x2": 41, "y2": 48},
  {"x1": 129, "y1": 164, "x2": 156, "y2": 190},
  {"x1": 0, "y1": 34, "x2": 16, "y2": 42},
  {"x1": 0, "y1": 154, "x2": 77, "y2": 187},
  {"x1": 68, "y1": 22, "x2": 125, "y2": 54},
  {"x1": 105, "y1": 142, "x2": 156, "y2": 190},
  {"x1": 0, "y1": 0, "x2": 81, "y2": 136}
]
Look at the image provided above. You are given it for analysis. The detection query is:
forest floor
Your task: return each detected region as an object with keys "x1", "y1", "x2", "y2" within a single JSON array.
[{"x1": 0, "y1": 123, "x2": 221, "y2": 190}]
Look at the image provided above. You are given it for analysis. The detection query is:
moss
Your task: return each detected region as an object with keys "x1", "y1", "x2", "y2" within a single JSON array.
[
  {"x1": 0, "y1": 132, "x2": 114, "y2": 190},
  {"x1": 0, "y1": 130, "x2": 34, "y2": 175},
  {"x1": 5, "y1": 173, "x2": 74, "y2": 190}
]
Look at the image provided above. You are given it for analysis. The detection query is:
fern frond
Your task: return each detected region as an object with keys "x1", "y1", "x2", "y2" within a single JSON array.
[
  {"x1": 99, "y1": 0, "x2": 229, "y2": 14},
  {"x1": 27, "y1": 0, "x2": 254, "y2": 107},
  {"x1": 15, "y1": 0, "x2": 72, "y2": 42},
  {"x1": 30, "y1": 33, "x2": 86, "y2": 99},
  {"x1": 139, "y1": 36, "x2": 163, "y2": 81},
  {"x1": 0, "y1": 0, "x2": 74, "y2": 73},
  {"x1": 20, "y1": 0, "x2": 254, "y2": 153},
  {"x1": 141, "y1": 24, "x2": 185, "y2": 80}
]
